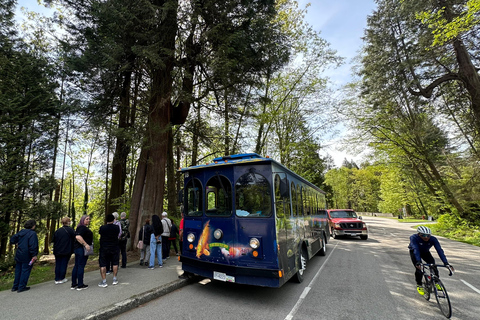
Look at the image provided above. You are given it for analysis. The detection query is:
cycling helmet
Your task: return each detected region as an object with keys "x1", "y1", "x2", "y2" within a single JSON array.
[{"x1": 417, "y1": 226, "x2": 432, "y2": 235}]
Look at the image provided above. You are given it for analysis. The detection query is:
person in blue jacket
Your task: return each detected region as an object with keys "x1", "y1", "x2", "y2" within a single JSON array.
[
  {"x1": 409, "y1": 226, "x2": 454, "y2": 295},
  {"x1": 10, "y1": 219, "x2": 39, "y2": 293}
]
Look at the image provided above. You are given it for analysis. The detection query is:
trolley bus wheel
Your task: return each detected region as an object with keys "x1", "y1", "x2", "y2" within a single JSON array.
[{"x1": 293, "y1": 248, "x2": 307, "y2": 283}]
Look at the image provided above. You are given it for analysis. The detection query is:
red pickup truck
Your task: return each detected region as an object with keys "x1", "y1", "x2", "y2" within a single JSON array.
[{"x1": 327, "y1": 209, "x2": 368, "y2": 240}]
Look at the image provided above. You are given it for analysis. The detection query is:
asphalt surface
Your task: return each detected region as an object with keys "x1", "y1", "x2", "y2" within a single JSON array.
[{"x1": 0, "y1": 257, "x2": 190, "y2": 320}]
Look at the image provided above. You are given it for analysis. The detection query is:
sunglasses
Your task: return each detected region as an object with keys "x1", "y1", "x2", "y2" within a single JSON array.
[{"x1": 420, "y1": 233, "x2": 430, "y2": 237}]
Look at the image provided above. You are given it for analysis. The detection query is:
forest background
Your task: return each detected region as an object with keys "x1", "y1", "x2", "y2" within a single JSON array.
[{"x1": 1, "y1": 0, "x2": 480, "y2": 264}]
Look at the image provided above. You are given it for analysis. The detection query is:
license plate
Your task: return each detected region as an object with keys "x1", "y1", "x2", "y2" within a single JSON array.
[
  {"x1": 350, "y1": 233, "x2": 357, "y2": 237},
  {"x1": 214, "y1": 271, "x2": 227, "y2": 281},
  {"x1": 214, "y1": 271, "x2": 235, "y2": 283}
]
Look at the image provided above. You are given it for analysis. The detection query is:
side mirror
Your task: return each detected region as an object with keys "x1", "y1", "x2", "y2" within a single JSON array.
[{"x1": 358, "y1": 216, "x2": 363, "y2": 220}]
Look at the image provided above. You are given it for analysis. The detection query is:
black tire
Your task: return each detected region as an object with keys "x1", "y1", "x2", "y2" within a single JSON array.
[
  {"x1": 433, "y1": 279, "x2": 452, "y2": 318},
  {"x1": 293, "y1": 248, "x2": 307, "y2": 283},
  {"x1": 360, "y1": 235, "x2": 368, "y2": 240},
  {"x1": 422, "y1": 277, "x2": 431, "y2": 301}
]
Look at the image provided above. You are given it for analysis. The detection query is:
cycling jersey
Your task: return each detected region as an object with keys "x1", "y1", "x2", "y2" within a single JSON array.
[{"x1": 408, "y1": 234, "x2": 449, "y2": 265}]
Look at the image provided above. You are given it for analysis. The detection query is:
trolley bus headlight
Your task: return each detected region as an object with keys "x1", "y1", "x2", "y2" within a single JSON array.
[
  {"x1": 213, "y1": 229, "x2": 223, "y2": 240},
  {"x1": 249, "y1": 238, "x2": 260, "y2": 249},
  {"x1": 187, "y1": 233, "x2": 196, "y2": 243}
]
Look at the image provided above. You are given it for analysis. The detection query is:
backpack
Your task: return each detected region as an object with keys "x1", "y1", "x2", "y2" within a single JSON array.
[{"x1": 120, "y1": 219, "x2": 130, "y2": 240}]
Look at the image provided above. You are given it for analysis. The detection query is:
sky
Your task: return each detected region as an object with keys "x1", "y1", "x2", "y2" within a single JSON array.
[
  {"x1": 16, "y1": 0, "x2": 379, "y2": 167},
  {"x1": 297, "y1": 0, "x2": 378, "y2": 167}
]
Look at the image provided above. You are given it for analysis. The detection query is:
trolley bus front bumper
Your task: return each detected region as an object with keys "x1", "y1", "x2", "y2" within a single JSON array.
[{"x1": 180, "y1": 256, "x2": 284, "y2": 288}]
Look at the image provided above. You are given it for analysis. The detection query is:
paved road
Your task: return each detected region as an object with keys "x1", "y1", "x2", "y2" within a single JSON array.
[{"x1": 113, "y1": 217, "x2": 480, "y2": 320}]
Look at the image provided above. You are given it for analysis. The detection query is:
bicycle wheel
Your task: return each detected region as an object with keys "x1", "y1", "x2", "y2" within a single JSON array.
[
  {"x1": 422, "y1": 277, "x2": 431, "y2": 301},
  {"x1": 433, "y1": 278, "x2": 452, "y2": 318}
]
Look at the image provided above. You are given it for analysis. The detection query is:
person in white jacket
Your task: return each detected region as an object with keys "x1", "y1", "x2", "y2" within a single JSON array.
[{"x1": 161, "y1": 212, "x2": 172, "y2": 260}]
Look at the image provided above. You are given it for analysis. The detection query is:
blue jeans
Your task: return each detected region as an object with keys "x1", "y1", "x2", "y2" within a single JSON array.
[
  {"x1": 12, "y1": 261, "x2": 32, "y2": 291},
  {"x1": 149, "y1": 234, "x2": 162, "y2": 267},
  {"x1": 71, "y1": 247, "x2": 88, "y2": 286},
  {"x1": 55, "y1": 254, "x2": 71, "y2": 281}
]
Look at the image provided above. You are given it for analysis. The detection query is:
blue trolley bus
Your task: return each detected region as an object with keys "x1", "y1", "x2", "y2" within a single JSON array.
[{"x1": 179, "y1": 153, "x2": 329, "y2": 288}]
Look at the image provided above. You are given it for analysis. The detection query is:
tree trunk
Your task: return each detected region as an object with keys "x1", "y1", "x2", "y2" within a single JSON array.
[
  {"x1": 167, "y1": 126, "x2": 178, "y2": 217},
  {"x1": 108, "y1": 68, "x2": 134, "y2": 216},
  {"x1": 128, "y1": 147, "x2": 148, "y2": 252}
]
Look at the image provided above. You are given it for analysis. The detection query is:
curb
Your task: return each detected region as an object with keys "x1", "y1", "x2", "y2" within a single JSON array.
[{"x1": 77, "y1": 278, "x2": 191, "y2": 320}]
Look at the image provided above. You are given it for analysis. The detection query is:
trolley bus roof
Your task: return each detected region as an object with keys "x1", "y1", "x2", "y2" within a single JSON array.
[
  {"x1": 178, "y1": 153, "x2": 270, "y2": 172},
  {"x1": 179, "y1": 153, "x2": 325, "y2": 194}
]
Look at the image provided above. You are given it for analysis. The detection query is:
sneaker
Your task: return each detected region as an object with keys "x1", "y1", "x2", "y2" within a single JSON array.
[
  {"x1": 106, "y1": 270, "x2": 112, "y2": 275},
  {"x1": 158, "y1": 265, "x2": 163, "y2": 268},
  {"x1": 140, "y1": 260, "x2": 143, "y2": 265},
  {"x1": 148, "y1": 266, "x2": 155, "y2": 270},
  {"x1": 71, "y1": 285, "x2": 78, "y2": 290},
  {"x1": 55, "y1": 278, "x2": 68, "y2": 284},
  {"x1": 417, "y1": 285, "x2": 425, "y2": 295},
  {"x1": 144, "y1": 262, "x2": 148, "y2": 266},
  {"x1": 112, "y1": 278, "x2": 118, "y2": 285},
  {"x1": 76, "y1": 284, "x2": 89, "y2": 291},
  {"x1": 435, "y1": 283, "x2": 443, "y2": 291},
  {"x1": 98, "y1": 281, "x2": 108, "y2": 288}
]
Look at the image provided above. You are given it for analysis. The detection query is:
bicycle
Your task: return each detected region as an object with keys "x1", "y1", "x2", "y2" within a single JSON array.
[{"x1": 420, "y1": 263, "x2": 454, "y2": 318}]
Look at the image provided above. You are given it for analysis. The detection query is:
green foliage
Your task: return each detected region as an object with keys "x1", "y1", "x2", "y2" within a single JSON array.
[
  {"x1": 429, "y1": 214, "x2": 480, "y2": 246},
  {"x1": 0, "y1": 252, "x2": 15, "y2": 273},
  {"x1": 416, "y1": 0, "x2": 480, "y2": 46}
]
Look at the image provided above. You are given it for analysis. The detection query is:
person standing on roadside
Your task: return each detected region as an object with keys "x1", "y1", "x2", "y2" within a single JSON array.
[
  {"x1": 107, "y1": 212, "x2": 122, "y2": 274},
  {"x1": 149, "y1": 214, "x2": 163, "y2": 269},
  {"x1": 10, "y1": 219, "x2": 38, "y2": 293},
  {"x1": 139, "y1": 217, "x2": 153, "y2": 266},
  {"x1": 52, "y1": 217, "x2": 75, "y2": 285},
  {"x1": 98, "y1": 214, "x2": 120, "y2": 287},
  {"x1": 161, "y1": 212, "x2": 172, "y2": 260},
  {"x1": 72, "y1": 215, "x2": 93, "y2": 291},
  {"x1": 179, "y1": 210, "x2": 184, "y2": 255},
  {"x1": 168, "y1": 220, "x2": 179, "y2": 256},
  {"x1": 119, "y1": 212, "x2": 130, "y2": 268}
]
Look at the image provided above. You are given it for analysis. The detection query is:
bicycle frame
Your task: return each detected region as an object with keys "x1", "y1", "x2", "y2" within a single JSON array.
[{"x1": 421, "y1": 264, "x2": 454, "y2": 318}]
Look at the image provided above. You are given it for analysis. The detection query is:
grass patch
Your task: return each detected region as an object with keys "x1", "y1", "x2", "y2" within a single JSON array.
[{"x1": 418, "y1": 213, "x2": 480, "y2": 247}]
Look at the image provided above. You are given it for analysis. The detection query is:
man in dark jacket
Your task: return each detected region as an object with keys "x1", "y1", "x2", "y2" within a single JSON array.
[{"x1": 10, "y1": 219, "x2": 39, "y2": 292}]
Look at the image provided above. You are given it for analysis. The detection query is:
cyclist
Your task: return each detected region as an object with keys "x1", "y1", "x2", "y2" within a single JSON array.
[{"x1": 409, "y1": 226, "x2": 454, "y2": 295}]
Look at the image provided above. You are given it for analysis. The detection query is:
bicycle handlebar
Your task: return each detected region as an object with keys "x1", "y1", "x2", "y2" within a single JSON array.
[{"x1": 421, "y1": 263, "x2": 455, "y2": 276}]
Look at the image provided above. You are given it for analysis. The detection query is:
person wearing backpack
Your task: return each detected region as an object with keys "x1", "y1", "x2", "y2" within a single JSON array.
[
  {"x1": 161, "y1": 212, "x2": 172, "y2": 260},
  {"x1": 119, "y1": 212, "x2": 130, "y2": 268}
]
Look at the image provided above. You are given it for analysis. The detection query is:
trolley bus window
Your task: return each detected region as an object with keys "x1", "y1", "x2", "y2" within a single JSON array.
[
  {"x1": 206, "y1": 175, "x2": 232, "y2": 217},
  {"x1": 297, "y1": 185, "x2": 302, "y2": 216},
  {"x1": 186, "y1": 178, "x2": 203, "y2": 216},
  {"x1": 275, "y1": 174, "x2": 291, "y2": 218},
  {"x1": 291, "y1": 182, "x2": 298, "y2": 217},
  {"x1": 235, "y1": 172, "x2": 271, "y2": 217}
]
